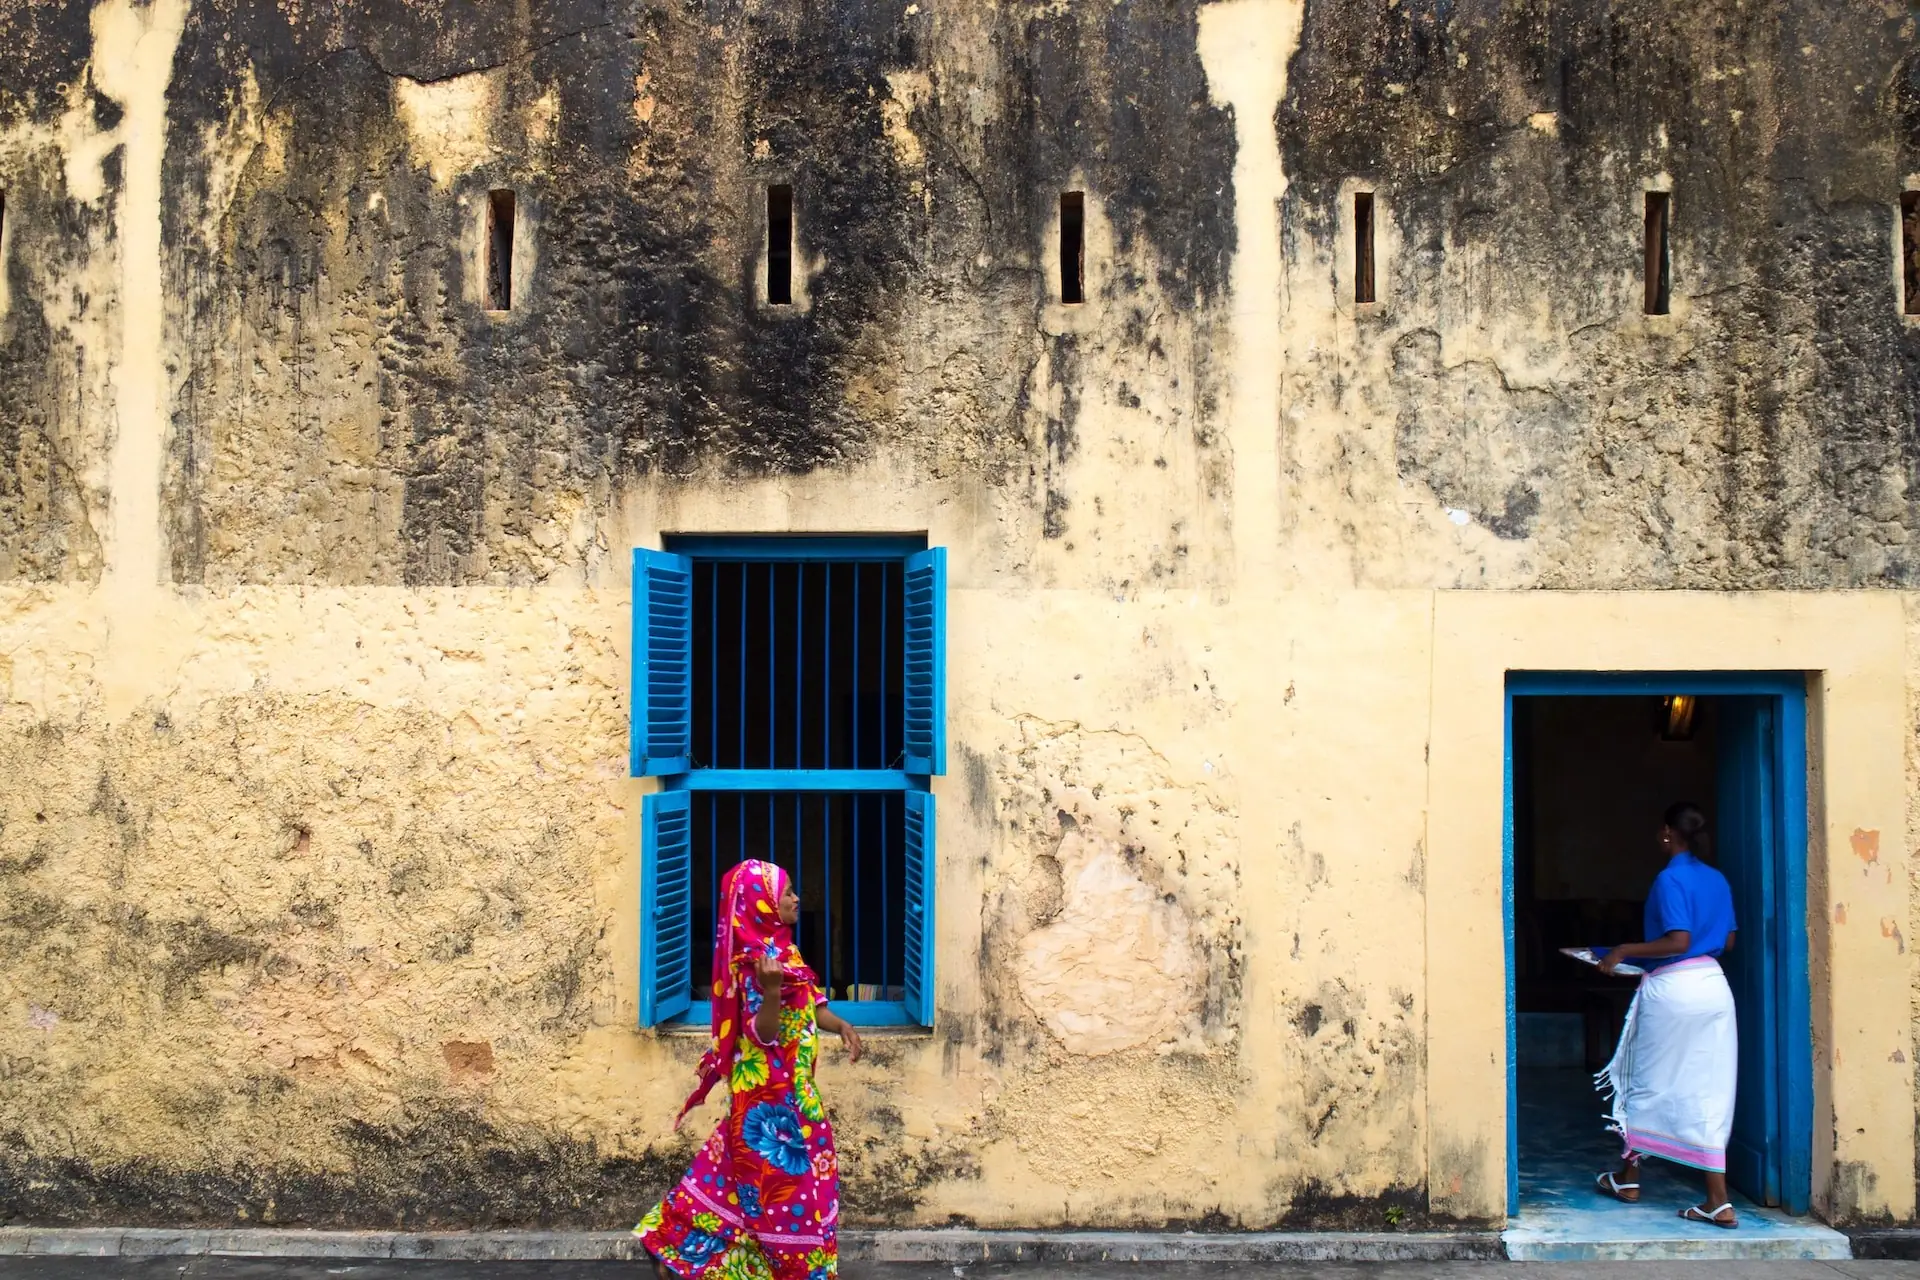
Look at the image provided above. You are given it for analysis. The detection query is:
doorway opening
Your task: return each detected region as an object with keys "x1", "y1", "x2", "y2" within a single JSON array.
[{"x1": 1504, "y1": 674, "x2": 1812, "y2": 1229}]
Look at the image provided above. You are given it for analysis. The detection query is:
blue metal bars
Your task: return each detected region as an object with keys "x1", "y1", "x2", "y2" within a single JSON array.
[
  {"x1": 691, "y1": 560, "x2": 905, "y2": 772},
  {"x1": 690, "y1": 791, "x2": 907, "y2": 1003},
  {"x1": 662, "y1": 548, "x2": 926, "y2": 1017}
]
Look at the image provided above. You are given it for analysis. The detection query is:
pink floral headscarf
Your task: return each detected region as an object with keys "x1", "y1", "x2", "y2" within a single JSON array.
[{"x1": 673, "y1": 859, "x2": 819, "y2": 1128}]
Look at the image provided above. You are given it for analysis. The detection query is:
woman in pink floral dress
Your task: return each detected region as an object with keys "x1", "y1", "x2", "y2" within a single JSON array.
[{"x1": 636, "y1": 860, "x2": 863, "y2": 1280}]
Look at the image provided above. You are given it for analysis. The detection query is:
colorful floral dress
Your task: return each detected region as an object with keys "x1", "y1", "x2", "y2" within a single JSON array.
[{"x1": 637, "y1": 861, "x2": 838, "y2": 1280}]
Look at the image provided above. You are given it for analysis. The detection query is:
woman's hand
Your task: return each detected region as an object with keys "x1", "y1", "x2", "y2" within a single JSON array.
[
  {"x1": 754, "y1": 952, "x2": 784, "y2": 994},
  {"x1": 1597, "y1": 930, "x2": 1688, "y2": 977},
  {"x1": 750, "y1": 953, "x2": 783, "y2": 1044},
  {"x1": 816, "y1": 1007, "x2": 864, "y2": 1063}
]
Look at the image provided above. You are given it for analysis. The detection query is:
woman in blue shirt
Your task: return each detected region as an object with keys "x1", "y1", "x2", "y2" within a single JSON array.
[{"x1": 1593, "y1": 802, "x2": 1740, "y2": 1228}]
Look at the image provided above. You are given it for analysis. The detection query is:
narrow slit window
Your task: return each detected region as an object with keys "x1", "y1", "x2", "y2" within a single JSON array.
[
  {"x1": 1902, "y1": 192, "x2": 1920, "y2": 316},
  {"x1": 767, "y1": 184, "x2": 794, "y2": 305},
  {"x1": 1354, "y1": 191, "x2": 1376, "y2": 305},
  {"x1": 1643, "y1": 191, "x2": 1671, "y2": 316},
  {"x1": 486, "y1": 189, "x2": 515, "y2": 311},
  {"x1": 1060, "y1": 191, "x2": 1085, "y2": 304}
]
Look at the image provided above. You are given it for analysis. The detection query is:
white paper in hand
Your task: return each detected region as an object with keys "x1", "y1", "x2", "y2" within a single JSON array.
[{"x1": 1560, "y1": 946, "x2": 1645, "y2": 977}]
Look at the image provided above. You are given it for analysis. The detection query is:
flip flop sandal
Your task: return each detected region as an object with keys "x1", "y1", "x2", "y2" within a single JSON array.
[
  {"x1": 1595, "y1": 1172, "x2": 1641, "y2": 1202},
  {"x1": 1681, "y1": 1203, "x2": 1738, "y2": 1229}
]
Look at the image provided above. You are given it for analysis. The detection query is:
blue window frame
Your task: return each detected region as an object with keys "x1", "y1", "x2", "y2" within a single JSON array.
[
  {"x1": 634, "y1": 536, "x2": 946, "y2": 1029},
  {"x1": 1502, "y1": 672, "x2": 1811, "y2": 1218}
]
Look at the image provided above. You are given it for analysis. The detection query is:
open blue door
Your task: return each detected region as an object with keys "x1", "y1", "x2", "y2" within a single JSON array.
[
  {"x1": 1502, "y1": 689, "x2": 1519, "y2": 1217},
  {"x1": 1504, "y1": 673, "x2": 1812, "y2": 1220},
  {"x1": 1716, "y1": 695, "x2": 1781, "y2": 1207}
]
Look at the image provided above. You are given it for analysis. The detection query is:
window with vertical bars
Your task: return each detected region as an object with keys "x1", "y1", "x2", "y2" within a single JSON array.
[
  {"x1": 688, "y1": 559, "x2": 907, "y2": 1001},
  {"x1": 688, "y1": 793, "x2": 907, "y2": 1003},
  {"x1": 632, "y1": 538, "x2": 945, "y2": 1028},
  {"x1": 692, "y1": 561, "x2": 905, "y2": 771}
]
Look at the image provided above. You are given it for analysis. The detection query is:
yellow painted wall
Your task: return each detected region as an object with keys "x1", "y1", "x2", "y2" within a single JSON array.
[
  {"x1": 0, "y1": 0, "x2": 1917, "y2": 1235},
  {"x1": 7, "y1": 550, "x2": 1914, "y2": 1226},
  {"x1": 1427, "y1": 593, "x2": 1913, "y2": 1222}
]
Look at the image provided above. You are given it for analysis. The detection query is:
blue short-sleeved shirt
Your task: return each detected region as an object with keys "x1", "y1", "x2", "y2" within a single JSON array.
[{"x1": 1642, "y1": 851, "x2": 1737, "y2": 969}]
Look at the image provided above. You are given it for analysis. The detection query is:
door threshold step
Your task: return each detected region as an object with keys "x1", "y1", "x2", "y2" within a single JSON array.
[{"x1": 1504, "y1": 1214, "x2": 1851, "y2": 1261}]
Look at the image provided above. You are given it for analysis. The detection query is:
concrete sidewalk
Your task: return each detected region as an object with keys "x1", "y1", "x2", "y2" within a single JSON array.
[
  {"x1": 9, "y1": 1227, "x2": 1920, "y2": 1269},
  {"x1": 4, "y1": 1255, "x2": 1920, "y2": 1280},
  {"x1": 0, "y1": 1230, "x2": 1500, "y2": 1264}
]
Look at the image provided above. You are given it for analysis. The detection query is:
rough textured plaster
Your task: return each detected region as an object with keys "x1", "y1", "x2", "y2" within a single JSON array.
[
  {"x1": 990, "y1": 713, "x2": 1238, "y2": 1058},
  {"x1": 1014, "y1": 829, "x2": 1203, "y2": 1056},
  {"x1": 0, "y1": 4, "x2": 118, "y2": 585},
  {"x1": 1, "y1": 0, "x2": 1919, "y2": 1236}
]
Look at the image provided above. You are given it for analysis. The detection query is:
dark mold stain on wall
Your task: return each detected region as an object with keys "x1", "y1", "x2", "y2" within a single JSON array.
[
  {"x1": 0, "y1": 1109, "x2": 690, "y2": 1229},
  {"x1": 0, "y1": 3, "x2": 96, "y2": 111},
  {"x1": 1279, "y1": 0, "x2": 1920, "y2": 588},
  {"x1": 155, "y1": 0, "x2": 1238, "y2": 586},
  {"x1": 995, "y1": 1, "x2": 1237, "y2": 311},
  {"x1": 0, "y1": 1, "x2": 111, "y2": 585},
  {"x1": 8, "y1": 0, "x2": 1920, "y2": 590},
  {"x1": 0, "y1": 200, "x2": 107, "y2": 585},
  {"x1": 162, "y1": 0, "x2": 935, "y2": 585},
  {"x1": 0, "y1": 1105, "x2": 987, "y2": 1229}
]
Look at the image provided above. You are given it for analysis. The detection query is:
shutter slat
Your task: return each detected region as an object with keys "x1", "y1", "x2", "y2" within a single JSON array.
[
  {"x1": 640, "y1": 790, "x2": 695, "y2": 1026},
  {"x1": 901, "y1": 790, "x2": 936, "y2": 1027},
  {"x1": 631, "y1": 548, "x2": 694, "y2": 776},
  {"x1": 900, "y1": 548, "x2": 947, "y2": 775}
]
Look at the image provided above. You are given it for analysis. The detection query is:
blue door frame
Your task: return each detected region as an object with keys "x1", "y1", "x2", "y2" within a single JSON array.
[{"x1": 1503, "y1": 672, "x2": 1812, "y2": 1218}]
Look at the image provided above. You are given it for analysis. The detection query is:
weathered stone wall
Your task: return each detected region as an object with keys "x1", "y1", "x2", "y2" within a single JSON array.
[
  {"x1": 152, "y1": 0, "x2": 1237, "y2": 589},
  {"x1": 1278, "y1": 0, "x2": 1920, "y2": 589},
  {"x1": 1, "y1": 0, "x2": 1917, "y2": 1234}
]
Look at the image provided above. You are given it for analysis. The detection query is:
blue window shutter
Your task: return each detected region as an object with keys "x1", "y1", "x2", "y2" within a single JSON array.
[
  {"x1": 640, "y1": 790, "x2": 694, "y2": 1026},
  {"x1": 901, "y1": 547, "x2": 947, "y2": 775},
  {"x1": 901, "y1": 790, "x2": 936, "y2": 1026},
  {"x1": 631, "y1": 548, "x2": 693, "y2": 776}
]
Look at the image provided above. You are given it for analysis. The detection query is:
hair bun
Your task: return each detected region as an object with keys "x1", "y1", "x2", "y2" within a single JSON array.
[{"x1": 1662, "y1": 800, "x2": 1711, "y2": 855}]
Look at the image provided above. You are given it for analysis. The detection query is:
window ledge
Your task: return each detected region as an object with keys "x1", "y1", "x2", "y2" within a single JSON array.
[
  {"x1": 648, "y1": 1020, "x2": 933, "y2": 1037},
  {"x1": 650, "y1": 999, "x2": 929, "y2": 1034}
]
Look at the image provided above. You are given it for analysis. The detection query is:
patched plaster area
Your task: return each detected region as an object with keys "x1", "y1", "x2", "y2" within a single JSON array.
[
  {"x1": 393, "y1": 72, "x2": 503, "y2": 190},
  {"x1": 1016, "y1": 827, "x2": 1203, "y2": 1055},
  {"x1": 988, "y1": 713, "x2": 1239, "y2": 1059}
]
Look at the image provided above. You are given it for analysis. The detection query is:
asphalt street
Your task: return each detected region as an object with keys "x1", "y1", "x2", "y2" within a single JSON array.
[{"x1": 5, "y1": 1259, "x2": 1920, "y2": 1280}]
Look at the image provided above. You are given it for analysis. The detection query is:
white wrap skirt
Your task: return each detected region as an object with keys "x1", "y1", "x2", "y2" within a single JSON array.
[{"x1": 1596, "y1": 955, "x2": 1738, "y2": 1172}]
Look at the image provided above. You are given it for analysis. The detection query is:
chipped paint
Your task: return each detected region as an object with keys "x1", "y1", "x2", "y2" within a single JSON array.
[
  {"x1": 1855, "y1": 828, "x2": 1882, "y2": 865},
  {"x1": 0, "y1": 0, "x2": 1919, "y2": 1238},
  {"x1": 393, "y1": 73, "x2": 503, "y2": 189},
  {"x1": 1014, "y1": 829, "x2": 1203, "y2": 1056}
]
